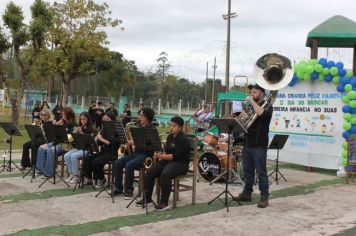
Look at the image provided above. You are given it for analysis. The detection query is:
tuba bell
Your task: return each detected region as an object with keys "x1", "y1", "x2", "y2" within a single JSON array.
[{"x1": 237, "y1": 53, "x2": 293, "y2": 130}]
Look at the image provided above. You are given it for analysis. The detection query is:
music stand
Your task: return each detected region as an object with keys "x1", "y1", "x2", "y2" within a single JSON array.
[
  {"x1": 268, "y1": 134, "x2": 289, "y2": 184},
  {"x1": 39, "y1": 123, "x2": 70, "y2": 188},
  {"x1": 0, "y1": 122, "x2": 23, "y2": 173},
  {"x1": 22, "y1": 125, "x2": 46, "y2": 181},
  {"x1": 208, "y1": 118, "x2": 246, "y2": 212},
  {"x1": 126, "y1": 127, "x2": 162, "y2": 214},
  {"x1": 71, "y1": 133, "x2": 97, "y2": 192}
]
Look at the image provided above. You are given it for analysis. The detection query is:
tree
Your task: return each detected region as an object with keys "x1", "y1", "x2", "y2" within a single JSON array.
[
  {"x1": 1, "y1": 0, "x2": 52, "y2": 125},
  {"x1": 48, "y1": 0, "x2": 121, "y2": 105}
]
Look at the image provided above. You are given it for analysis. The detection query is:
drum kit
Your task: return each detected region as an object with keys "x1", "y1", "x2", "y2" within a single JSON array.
[{"x1": 199, "y1": 132, "x2": 244, "y2": 184}]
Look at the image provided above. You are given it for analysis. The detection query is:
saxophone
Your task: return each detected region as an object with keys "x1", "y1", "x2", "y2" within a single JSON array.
[{"x1": 118, "y1": 122, "x2": 137, "y2": 156}]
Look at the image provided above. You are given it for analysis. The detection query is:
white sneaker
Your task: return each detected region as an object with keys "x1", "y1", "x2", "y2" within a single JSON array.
[
  {"x1": 69, "y1": 176, "x2": 80, "y2": 184},
  {"x1": 65, "y1": 175, "x2": 73, "y2": 183}
]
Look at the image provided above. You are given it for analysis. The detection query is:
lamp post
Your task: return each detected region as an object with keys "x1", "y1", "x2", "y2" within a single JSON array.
[{"x1": 223, "y1": 0, "x2": 237, "y2": 115}]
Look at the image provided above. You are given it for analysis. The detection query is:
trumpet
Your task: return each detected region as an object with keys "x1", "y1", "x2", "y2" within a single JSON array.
[{"x1": 54, "y1": 119, "x2": 65, "y2": 125}]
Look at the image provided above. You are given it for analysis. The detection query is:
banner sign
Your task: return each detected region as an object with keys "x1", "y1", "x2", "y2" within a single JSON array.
[{"x1": 268, "y1": 82, "x2": 343, "y2": 169}]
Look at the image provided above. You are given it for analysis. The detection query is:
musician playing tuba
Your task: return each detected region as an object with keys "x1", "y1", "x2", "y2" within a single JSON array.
[
  {"x1": 113, "y1": 107, "x2": 156, "y2": 199},
  {"x1": 234, "y1": 53, "x2": 293, "y2": 209},
  {"x1": 137, "y1": 116, "x2": 191, "y2": 211}
]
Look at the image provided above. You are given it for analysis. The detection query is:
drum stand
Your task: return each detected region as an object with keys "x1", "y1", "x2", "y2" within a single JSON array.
[{"x1": 208, "y1": 118, "x2": 245, "y2": 212}]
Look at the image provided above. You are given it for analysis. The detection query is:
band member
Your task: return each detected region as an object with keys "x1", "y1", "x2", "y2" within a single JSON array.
[
  {"x1": 94, "y1": 101, "x2": 105, "y2": 129},
  {"x1": 194, "y1": 105, "x2": 212, "y2": 133},
  {"x1": 36, "y1": 107, "x2": 77, "y2": 177},
  {"x1": 83, "y1": 111, "x2": 120, "y2": 188},
  {"x1": 20, "y1": 108, "x2": 52, "y2": 170},
  {"x1": 64, "y1": 112, "x2": 94, "y2": 184},
  {"x1": 32, "y1": 104, "x2": 41, "y2": 122},
  {"x1": 137, "y1": 116, "x2": 191, "y2": 211},
  {"x1": 41, "y1": 101, "x2": 50, "y2": 110},
  {"x1": 234, "y1": 85, "x2": 273, "y2": 208},
  {"x1": 105, "y1": 102, "x2": 118, "y2": 117},
  {"x1": 52, "y1": 100, "x2": 63, "y2": 122},
  {"x1": 113, "y1": 107, "x2": 155, "y2": 199},
  {"x1": 122, "y1": 103, "x2": 132, "y2": 126},
  {"x1": 137, "y1": 103, "x2": 144, "y2": 116},
  {"x1": 88, "y1": 100, "x2": 96, "y2": 124}
]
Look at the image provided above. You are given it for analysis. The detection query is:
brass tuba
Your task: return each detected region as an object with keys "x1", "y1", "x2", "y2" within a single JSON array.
[{"x1": 237, "y1": 53, "x2": 293, "y2": 130}]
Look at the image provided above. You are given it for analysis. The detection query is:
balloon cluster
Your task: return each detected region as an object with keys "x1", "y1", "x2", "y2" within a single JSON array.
[{"x1": 289, "y1": 58, "x2": 354, "y2": 167}]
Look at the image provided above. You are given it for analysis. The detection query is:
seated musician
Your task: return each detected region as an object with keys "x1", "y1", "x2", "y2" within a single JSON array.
[
  {"x1": 35, "y1": 107, "x2": 77, "y2": 177},
  {"x1": 137, "y1": 116, "x2": 191, "y2": 211},
  {"x1": 20, "y1": 108, "x2": 52, "y2": 170},
  {"x1": 194, "y1": 105, "x2": 212, "y2": 133},
  {"x1": 64, "y1": 112, "x2": 94, "y2": 184},
  {"x1": 113, "y1": 107, "x2": 155, "y2": 199},
  {"x1": 83, "y1": 111, "x2": 120, "y2": 188}
]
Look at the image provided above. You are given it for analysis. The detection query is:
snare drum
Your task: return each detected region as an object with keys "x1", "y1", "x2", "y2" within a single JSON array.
[{"x1": 202, "y1": 132, "x2": 218, "y2": 147}]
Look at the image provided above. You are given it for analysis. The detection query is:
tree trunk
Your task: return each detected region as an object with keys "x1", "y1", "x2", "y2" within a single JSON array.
[{"x1": 62, "y1": 75, "x2": 71, "y2": 106}]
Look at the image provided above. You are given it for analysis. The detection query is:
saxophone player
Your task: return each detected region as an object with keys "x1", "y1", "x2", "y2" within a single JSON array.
[
  {"x1": 113, "y1": 107, "x2": 155, "y2": 199},
  {"x1": 137, "y1": 116, "x2": 191, "y2": 211},
  {"x1": 234, "y1": 85, "x2": 273, "y2": 208}
]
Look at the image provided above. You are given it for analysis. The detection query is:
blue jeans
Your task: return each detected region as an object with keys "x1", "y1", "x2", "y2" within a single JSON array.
[
  {"x1": 36, "y1": 142, "x2": 63, "y2": 177},
  {"x1": 242, "y1": 145, "x2": 269, "y2": 199},
  {"x1": 114, "y1": 153, "x2": 145, "y2": 193},
  {"x1": 64, "y1": 148, "x2": 84, "y2": 176}
]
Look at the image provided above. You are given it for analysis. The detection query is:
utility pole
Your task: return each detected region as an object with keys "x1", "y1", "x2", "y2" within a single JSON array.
[
  {"x1": 223, "y1": 0, "x2": 237, "y2": 115},
  {"x1": 204, "y1": 61, "x2": 209, "y2": 103},
  {"x1": 212, "y1": 57, "x2": 217, "y2": 102}
]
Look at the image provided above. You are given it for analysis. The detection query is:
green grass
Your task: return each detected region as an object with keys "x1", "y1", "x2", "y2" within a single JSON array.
[
  {"x1": 8, "y1": 177, "x2": 345, "y2": 236},
  {"x1": 278, "y1": 163, "x2": 337, "y2": 176},
  {"x1": 0, "y1": 116, "x2": 31, "y2": 150},
  {"x1": 0, "y1": 187, "x2": 96, "y2": 203}
]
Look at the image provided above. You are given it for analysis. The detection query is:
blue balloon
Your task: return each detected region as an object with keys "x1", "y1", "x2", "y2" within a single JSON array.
[
  {"x1": 318, "y1": 58, "x2": 328, "y2": 67},
  {"x1": 311, "y1": 72, "x2": 319, "y2": 80},
  {"x1": 339, "y1": 69, "x2": 347, "y2": 77},
  {"x1": 336, "y1": 62, "x2": 344, "y2": 70},
  {"x1": 324, "y1": 74, "x2": 333, "y2": 82},
  {"x1": 337, "y1": 84, "x2": 345, "y2": 92},
  {"x1": 327, "y1": 61, "x2": 335, "y2": 68},
  {"x1": 351, "y1": 125, "x2": 356, "y2": 134},
  {"x1": 341, "y1": 76, "x2": 350, "y2": 85},
  {"x1": 351, "y1": 108, "x2": 356, "y2": 114},
  {"x1": 343, "y1": 131, "x2": 351, "y2": 139},
  {"x1": 288, "y1": 79, "x2": 296, "y2": 87},
  {"x1": 343, "y1": 105, "x2": 351, "y2": 113}
]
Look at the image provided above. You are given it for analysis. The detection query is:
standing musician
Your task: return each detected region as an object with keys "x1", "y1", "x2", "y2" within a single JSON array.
[
  {"x1": 88, "y1": 100, "x2": 96, "y2": 124},
  {"x1": 194, "y1": 105, "x2": 212, "y2": 133},
  {"x1": 64, "y1": 112, "x2": 94, "y2": 184},
  {"x1": 94, "y1": 101, "x2": 105, "y2": 129},
  {"x1": 137, "y1": 116, "x2": 191, "y2": 211},
  {"x1": 121, "y1": 103, "x2": 132, "y2": 126},
  {"x1": 52, "y1": 100, "x2": 63, "y2": 122},
  {"x1": 234, "y1": 84, "x2": 273, "y2": 208},
  {"x1": 113, "y1": 107, "x2": 155, "y2": 199},
  {"x1": 35, "y1": 107, "x2": 77, "y2": 178},
  {"x1": 105, "y1": 102, "x2": 118, "y2": 117},
  {"x1": 20, "y1": 108, "x2": 52, "y2": 170},
  {"x1": 82, "y1": 111, "x2": 120, "y2": 188}
]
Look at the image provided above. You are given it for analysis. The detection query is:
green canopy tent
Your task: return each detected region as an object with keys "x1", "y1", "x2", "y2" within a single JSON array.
[
  {"x1": 306, "y1": 15, "x2": 356, "y2": 74},
  {"x1": 215, "y1": 90, "x2": 247, "y2": 117}
]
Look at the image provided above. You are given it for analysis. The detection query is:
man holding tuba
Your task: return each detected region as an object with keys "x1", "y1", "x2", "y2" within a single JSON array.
[{"x1": 235, "y1": 84, "x2": 273, "y2": 208}]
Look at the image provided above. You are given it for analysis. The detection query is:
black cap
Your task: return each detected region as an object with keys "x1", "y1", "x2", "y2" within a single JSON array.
[{"x1": 250, "y1": 84, "x2": 265, "y2": 94}]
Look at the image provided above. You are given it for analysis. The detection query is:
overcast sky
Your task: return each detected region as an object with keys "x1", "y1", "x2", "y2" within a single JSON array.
[{"x1": 1, "y1": 0, "x2": 356, "y2": 85}]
